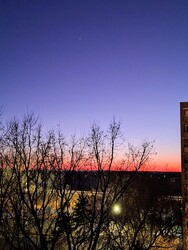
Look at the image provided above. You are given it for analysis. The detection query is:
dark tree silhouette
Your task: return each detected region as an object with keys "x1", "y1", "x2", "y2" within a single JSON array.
[{"x1": 0, "y1": 114, "x2": 182, "y2": 249}]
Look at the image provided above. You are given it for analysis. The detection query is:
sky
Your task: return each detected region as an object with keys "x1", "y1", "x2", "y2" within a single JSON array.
[{"x1": 1, "y1": 0, "x2": 188, "y2": 172}]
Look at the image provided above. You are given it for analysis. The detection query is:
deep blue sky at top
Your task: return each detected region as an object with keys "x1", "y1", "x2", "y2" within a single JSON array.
[{"x1": 1, "y1": 0, "x2": 188, "y2": 170}]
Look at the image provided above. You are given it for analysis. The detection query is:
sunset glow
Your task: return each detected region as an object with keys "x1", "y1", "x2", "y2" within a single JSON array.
[{"x1": 1, "y1": 1, "x2": 188, "y2": 172}]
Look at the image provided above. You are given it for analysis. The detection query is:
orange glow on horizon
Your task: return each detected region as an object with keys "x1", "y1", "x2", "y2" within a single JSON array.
[{"x1": 6, "y1": 155, "x2": 181, "y2": 173}]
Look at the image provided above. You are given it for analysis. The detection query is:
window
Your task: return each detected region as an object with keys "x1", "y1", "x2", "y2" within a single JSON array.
[
  {"x1": 184, "y1": 139, "x2": 188, "y2": 147},
  {"x1": 184, "y1": 109, "x2": 188, "y2": 117},
  {"x1": 184, "y1": 155, "x2": 188, "y2": 163},
  {"x1": 184, "y1": 125, "x2": 188, "y2": 133},
  {"x1": 185, "y1": 170, "x2": 188, "y2": 180}
]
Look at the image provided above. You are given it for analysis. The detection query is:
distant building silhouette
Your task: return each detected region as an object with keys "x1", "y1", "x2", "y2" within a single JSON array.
[{"x1": 180, "y1": 102, "x2": 188, "y2": 250}]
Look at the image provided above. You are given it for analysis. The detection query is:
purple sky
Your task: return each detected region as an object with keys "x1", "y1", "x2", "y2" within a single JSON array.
[{"x1": 1, "y1": 0, "x2": 188, "y2": 171}]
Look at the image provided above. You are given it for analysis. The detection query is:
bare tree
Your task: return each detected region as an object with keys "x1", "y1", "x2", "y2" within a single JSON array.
[
  {"x1": 0, "y1": 114, "x2": 86, "y2": 250},
  {"x1": 0, "y1": 115, "x2": 181, "y2": 250},
  {"x1": 103, "y1": 183, "x2": 182, "y2": 250},
  {"x1": 58, "y1": 120, "x2": 155, "y2": 250}
]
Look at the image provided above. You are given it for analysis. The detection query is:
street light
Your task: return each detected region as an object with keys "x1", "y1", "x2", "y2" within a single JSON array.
[{"x1": 112, "y1": 203, "x2": 121, "y2": 215}]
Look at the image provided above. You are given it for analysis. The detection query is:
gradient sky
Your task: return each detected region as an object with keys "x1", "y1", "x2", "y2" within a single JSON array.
[{"x1": 1, "y1": 0, "x2": 188, "y2": 171}]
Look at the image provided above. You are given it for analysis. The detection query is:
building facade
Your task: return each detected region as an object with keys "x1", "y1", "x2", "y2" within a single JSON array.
[{"x1": 180, "y1": 102, "x2": 188, "y2": 249}]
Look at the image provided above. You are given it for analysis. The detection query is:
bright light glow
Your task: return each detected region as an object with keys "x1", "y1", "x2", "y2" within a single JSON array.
[{"x1": 112, "y1": 204, "x2": 121, "y2": 215}]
